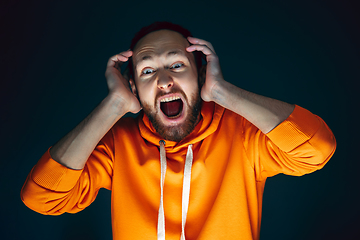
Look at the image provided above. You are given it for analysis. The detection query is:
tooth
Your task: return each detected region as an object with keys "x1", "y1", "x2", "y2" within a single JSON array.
[{"x1": 160, "y1": 96, "x2": 180, "y2": 102}]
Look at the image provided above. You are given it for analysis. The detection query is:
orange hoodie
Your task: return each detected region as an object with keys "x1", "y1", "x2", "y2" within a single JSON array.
[{"x1": 21, "y1": 102, "x2": 336, "y2": 239}]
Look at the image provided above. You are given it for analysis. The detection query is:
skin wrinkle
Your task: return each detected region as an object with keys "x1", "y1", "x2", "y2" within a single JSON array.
[{"x1": 136, "y1": 50, "x2": 186, "y2": 66}]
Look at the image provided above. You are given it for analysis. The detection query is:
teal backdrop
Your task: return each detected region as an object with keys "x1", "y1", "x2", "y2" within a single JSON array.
[{"x1": 1, "y1": 0, "x2": 358, "y2": 239}]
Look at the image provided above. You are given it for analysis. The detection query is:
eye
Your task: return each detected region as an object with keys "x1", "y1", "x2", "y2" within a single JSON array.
[
  {"x1": 170, "y1": 62, "x2": 184, "y2": 69},
  {"x1": 142, "y1": 68, "x2": 155, "y2": 75}
]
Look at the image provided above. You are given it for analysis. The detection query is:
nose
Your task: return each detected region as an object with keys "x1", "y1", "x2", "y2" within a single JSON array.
[{"x1": 157, "y1": 71, "x2": 174, "y2": 90}]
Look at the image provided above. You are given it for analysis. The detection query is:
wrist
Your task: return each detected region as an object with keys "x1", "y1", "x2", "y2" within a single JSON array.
[
  {"x1": 103, "y1": 93, "x2": 129, "y2": 117},
  {"x1": 209, "y1": 79, "x2": 231, "y2": 105}
]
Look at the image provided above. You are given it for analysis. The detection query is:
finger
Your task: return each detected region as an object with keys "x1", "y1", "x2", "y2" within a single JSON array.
[
  {"x1": 107, "y1": 50, "x2": 133, "y2": 68},
  {"x1": 121, "y1": 50, "x2": 133, "y2": 58},
  {"x1": 186, "y1": 44, "x2": 216, "y2": 58},
  {"x1": 187, "y1": 37, "x2": 216, "y2": 53}
]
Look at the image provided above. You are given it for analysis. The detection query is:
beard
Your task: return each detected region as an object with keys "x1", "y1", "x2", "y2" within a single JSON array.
[{"x1": 141, "y1": 88, "x2": 202, "y2": 142}]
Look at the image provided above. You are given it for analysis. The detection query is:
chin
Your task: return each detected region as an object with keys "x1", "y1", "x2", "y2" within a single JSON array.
[
  {"x1": 156, "y1": 118, "x2": 198, "y2": 142},
  {"x1": 142, "y1": 92, "x2": 202, "y2": 142}
]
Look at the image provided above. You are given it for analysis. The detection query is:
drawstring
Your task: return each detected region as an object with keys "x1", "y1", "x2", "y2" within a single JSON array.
[
  {"x1": 181, "y1": 143, "x2": 193, "y2": 240},
  {"x1": 158, "y1": 140, "x2": 167, "y2": 240},
  {"x1": 158, "y1": 140, "x2": 193, "y2": 240}
]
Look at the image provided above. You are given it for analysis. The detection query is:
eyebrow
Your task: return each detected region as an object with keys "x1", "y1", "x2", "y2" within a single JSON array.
[{"x1": 137, "y1": 50, "x2": 185, "y2": 64}]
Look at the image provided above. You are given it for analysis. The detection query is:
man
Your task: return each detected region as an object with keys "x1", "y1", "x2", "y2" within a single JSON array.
[{"x1": 21, "y1": 22, "x2": 336, "y2": 239}]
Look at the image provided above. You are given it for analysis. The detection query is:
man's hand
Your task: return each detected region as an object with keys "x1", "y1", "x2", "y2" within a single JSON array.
[
  {"x1": 50, "y1": 51, "x2": 142, "y2": 170},
  {"x1": 186, "y1": 37, "x2": 294, "y2": 134},
  {"x1": 105, "y1": 50, "x2": 142, "y2": 114},
  {"x1": 186, "y1": 37, "x2": 225, "y2": 102}
]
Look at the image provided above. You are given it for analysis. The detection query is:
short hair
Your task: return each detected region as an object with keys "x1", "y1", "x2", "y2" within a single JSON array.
[{"x1": 126, "y1": 21, "x2": 203, "y2": 80}]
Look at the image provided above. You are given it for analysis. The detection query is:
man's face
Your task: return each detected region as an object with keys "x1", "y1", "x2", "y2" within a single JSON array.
[{"x1": 131, "y1": 30, "x2": 201, "y2": 142}]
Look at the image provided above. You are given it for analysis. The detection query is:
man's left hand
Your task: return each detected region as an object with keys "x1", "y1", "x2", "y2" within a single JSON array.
[{"x1": 186, "y1": 37, "x2": 224, "y2": 102}]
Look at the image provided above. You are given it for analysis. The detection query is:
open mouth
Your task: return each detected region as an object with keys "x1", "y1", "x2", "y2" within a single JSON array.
[{"x1": 160, "y1": 96, "x2": 184, "y2": 118}]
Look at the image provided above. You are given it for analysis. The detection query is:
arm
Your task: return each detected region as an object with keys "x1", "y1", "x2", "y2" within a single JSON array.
[
  {"x1": 241, "y1": 106, "x2": 336, "y2": 180},
  {"x1": 21, "y1": 50, "x2": 141, "y2": 214},
  {"x1": 187, "y1": 37, "x2": 336, "y2": 177},
  {"x1": 186, "y1": 37, "x2": 294, "y2": 133},
  {"x1": 50, "y1": 50, "x2": 141, "y2": 170}
]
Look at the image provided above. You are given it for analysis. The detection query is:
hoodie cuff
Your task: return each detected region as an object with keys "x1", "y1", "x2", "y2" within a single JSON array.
[
  {"x1": 31, "y1": 148, "x2": 83, "y2": 191},
  {"x1": 266, "y1": 105, "x2": 321, "y2": 152}
]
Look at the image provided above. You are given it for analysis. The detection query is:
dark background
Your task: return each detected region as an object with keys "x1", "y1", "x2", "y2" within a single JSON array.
[{"x1": 1, "y1": 0, "x2": 359, "y2": 239}]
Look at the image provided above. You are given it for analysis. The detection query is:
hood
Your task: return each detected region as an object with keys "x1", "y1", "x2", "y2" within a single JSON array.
[{"x1": 137, "y1": 101, "x2": 225, "y2": 153}]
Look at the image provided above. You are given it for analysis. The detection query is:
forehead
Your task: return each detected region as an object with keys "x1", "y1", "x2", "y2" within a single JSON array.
[{"x1": 133, "y1": 30, "x2": 190, "y2": 63}]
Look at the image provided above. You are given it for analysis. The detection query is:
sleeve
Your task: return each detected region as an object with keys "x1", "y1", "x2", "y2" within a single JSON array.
[
  {"x1": 242, "y1": 105, "x2": 336, "y2": 181},
  {"x1": 20, "y1": 129, "x2": 114, "y2": 215}
]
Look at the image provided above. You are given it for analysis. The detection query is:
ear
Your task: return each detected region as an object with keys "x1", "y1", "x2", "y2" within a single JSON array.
[
  {"x1": 129, "y1": 78, "x2": 138, "y2": 98},
  {"x1": 198, "y1": 64, "x2": 207, "y2": 87}
]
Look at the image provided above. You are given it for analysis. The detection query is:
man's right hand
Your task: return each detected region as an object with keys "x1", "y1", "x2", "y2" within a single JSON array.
[
  {"x1": 49, "y1": 50, "x2": 142, "y2": 170},
  {"x1": 105, "y1": 50, "x2": 142, "y2": 114}
]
